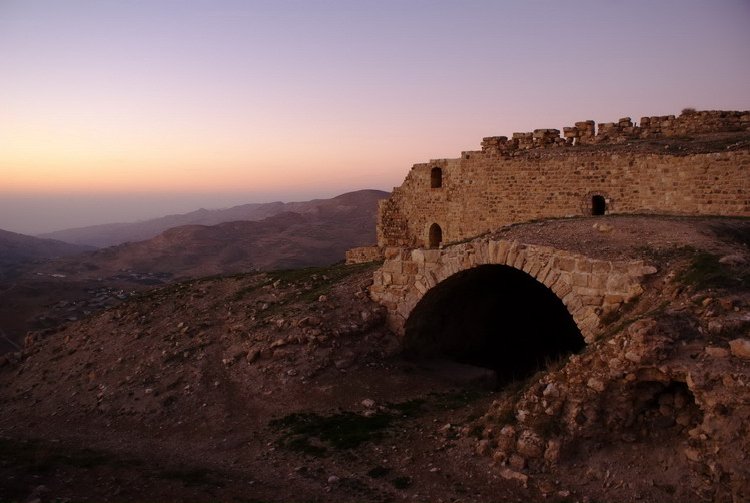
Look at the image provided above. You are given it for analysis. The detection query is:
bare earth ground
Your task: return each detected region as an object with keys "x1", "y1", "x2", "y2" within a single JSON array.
[{"x1": 0, "y1": 215, "x2": 748, "y2": 503}]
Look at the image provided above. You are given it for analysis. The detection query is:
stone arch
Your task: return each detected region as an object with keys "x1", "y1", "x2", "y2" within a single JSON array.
[
  {"x1": 371, "y1": 238, "x2": 650, "y2": 344},
  {"x1": 430, "y1": 167, "x2": 443, "y2": 188},
  {"x1": 403, "y1": 264, "x2": 585, "y2": 383},
  {"x1": 428, "y1": 223, "x2": 443, "y2": 248}
]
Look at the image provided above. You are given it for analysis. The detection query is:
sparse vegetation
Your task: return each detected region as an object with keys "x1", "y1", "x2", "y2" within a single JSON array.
[
  {"x1": 0, "y1": 437, "x2": 142, "y2": 474},
  {"x1": 367, "y1": 465, "x2": 391, "y2": 478},
  {"x1": 270, "y1": 399, "x2": 429, "y2": 456},
  {"x1": 160, "y1": 467, "x2": 223, "y2": 488},
  {"x1": 391, "y1": 476, "x2": 412, "y2": 489},
  {"x1": 268, "y1": 261, "x2": 379, "y2": 303},
  {"x1": 271, "y1": 410, "x2": 397, "y2": 455},
  {"x1": 679, "y1": 250, "x2": 749, "y2": 290}
]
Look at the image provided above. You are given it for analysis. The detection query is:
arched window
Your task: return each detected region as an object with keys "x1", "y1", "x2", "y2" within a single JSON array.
[
  {"x1": 430, "y1": 167, "x2": 442, "y2": 188},
  {"x1": 429, "y1": 223, "x2": 443, "y2": 248},
  {"x1": 592, "y1": 195, "x2": 606, "y2": 215}
]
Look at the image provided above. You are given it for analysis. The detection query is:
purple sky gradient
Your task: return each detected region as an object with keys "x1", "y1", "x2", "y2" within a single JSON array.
[{"x1": 1, "y1": 0, "x2": 749, "y2": 234}]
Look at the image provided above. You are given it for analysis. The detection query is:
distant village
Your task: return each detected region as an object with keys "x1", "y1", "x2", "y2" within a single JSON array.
[{"x1": 34, "y1": 269, "x2": 171, "y2": 326}]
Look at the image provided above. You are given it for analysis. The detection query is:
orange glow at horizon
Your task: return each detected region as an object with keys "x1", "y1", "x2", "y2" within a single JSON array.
[{"x1": 0, "y1": 115, "x2": 423, "y2": 194}]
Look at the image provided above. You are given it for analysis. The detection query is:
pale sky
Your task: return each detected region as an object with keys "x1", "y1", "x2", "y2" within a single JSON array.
[{"x1": 1, "y1": 0, "x2": 749, "y2": 234}]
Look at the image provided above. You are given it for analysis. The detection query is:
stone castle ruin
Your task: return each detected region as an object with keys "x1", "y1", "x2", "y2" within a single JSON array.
[
  {"x1": 371, "y1": 109, "x2": 749, "y2": 250},
  {"x1": 350, "y1": 109, "x2": 750, "y2": 498},
  {"x1": 349, "y1": 109, "x2": 749, "y2": 359}
]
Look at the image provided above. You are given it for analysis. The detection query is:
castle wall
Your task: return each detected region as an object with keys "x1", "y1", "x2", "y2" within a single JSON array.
[{"x1": 378, "y1": 110, "x2": 750, "y2": 248}]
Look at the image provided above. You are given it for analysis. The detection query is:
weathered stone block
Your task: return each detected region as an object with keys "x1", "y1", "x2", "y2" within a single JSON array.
[
  {"x1": 591, "y1": 261, "x2": 612, "y2": 274},
  {"x1": 572, "y1": 272, "x2": 589, "y2": 287},
  {"x1": 423, "y1": 249, "x2": 442, "y2": 263},
  {"x1": 403, "y1": 261, "x2": 419, "y2": 274},
  {"x1": 606, "y1": 273, "x2": 629, "y2": 293},
  {"x1": 391, "y1": 273, "x2": 409, "y2": 285},
  {"x1": 513, "y1": 248, "x2": 527, "y2": 270},
  {"x1": 575, "y1": 259, "x2": 593, "y2": 273},
  {"x1": 506, "y1": 241, "x2": 520, "y2": 266},
  {"x1": 411, "y1": 249, "x2": 425, "y2": 264},
  {"x1": 556, "y1": 256, "x2": 576, "y2": 272},
  {"x1": 384, "y1": 247, "x2": 405, "y2": 260},
  {"x1": 525, "y1": 260, "x2": 543, "y2": 278},
  {"x1": 588, "y1": 274, "x2": 608, "y2": 290},
  {"x1": 494, "y1": 240, "x2": 511, "y2": 264},
  {"x1": 603, "y1": 294, "x2": 624, "y2": 304},
  {"x1": 580, "y1": 295, "x2": 604, "y2": 306},
  {"x1": 552, "y1": 279, "x2": 573, "y2": 299},
  {"x1": 563, "y1": 295, "x2": 584, "y2": 312},
  {"x1": 382, "y1": 260, "x2": 403, "y2": 274},
  {"x1": 542, "y1": 270, "x2": 560, "y2": 288}
]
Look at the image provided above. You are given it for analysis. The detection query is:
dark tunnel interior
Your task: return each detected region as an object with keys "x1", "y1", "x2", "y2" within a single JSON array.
[{"x1": 403, "y1": 265, "x2": 585, "y2": 385}]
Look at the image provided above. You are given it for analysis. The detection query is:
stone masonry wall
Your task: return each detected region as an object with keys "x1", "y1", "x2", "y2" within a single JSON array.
[
  {"x1": 482, "y1": 109, "x2": 750, "y2": 152},
  {"x1": 370, "y1": 238, "x2": 656, "y2": 342},
  {"x1": 377, "y1": 109, "x2": 749, "y2": 248},
  {"x1": 345, "y1": 246, "x2": 384, "y2": 264}
]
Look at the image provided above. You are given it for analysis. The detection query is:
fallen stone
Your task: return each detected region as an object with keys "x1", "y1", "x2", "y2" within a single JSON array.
[
  {"x1": 497, "y1": 425, "x2": 516, "y2": 450},
  {"x1": 587, "y1": 377, "x2": 606, "y2": 392},
  {"x1": 361, "y1": 398, "x2": 376, "y2": 408},
  {"x1": 544, "y1": 439, "x2": 561, "y2": 464},
  {"x1": 509, "y1": 453, "x2": 526, "y2": 471},
  {"x1": 334, "y1": 359, "x2": 351, "y2": 369},
  {"x1": 718, "y1": 297, "x2": 736, "y2": 311},
  {"x1": 718, "y1": 254, "x2": 746, "y2": 265},
  {"x1": 476, "y1": 439, "x2": 491, "y2": 456},
  {"x1": 729, "y1": 338, "x2": 750, "y2": 359},
  {"x1": 499, "y1": 467, "x2": 528, "y2": 487},
  {"x1": 542, "y1": 383, "x2": 559, "y2": 398},
  {"x1": 592, "y1": 222, "x2": 614, "y2": 233},
  {"x1": 298, "y1": 316, "x2": 322, "y2": 327},
  {"x1": 624, "y1": 351, "x2": 642, "y2": 363},
  {"x1": 705, "y1": 346, "x2": 729, "y2": 358},
  {"x1": 516, "y1": 430, "x2": 544, "y2": 459},
  {"x1": 684, "y1": 447, "x2": 701, "y2": 462},
  {"x1": 708, "y1": 320, "x2": 724, "y2": 334}
]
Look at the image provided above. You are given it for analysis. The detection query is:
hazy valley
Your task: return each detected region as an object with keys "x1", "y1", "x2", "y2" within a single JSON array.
[{"x1": 0, "y1": 190, "x2": 387, "y2": 354}]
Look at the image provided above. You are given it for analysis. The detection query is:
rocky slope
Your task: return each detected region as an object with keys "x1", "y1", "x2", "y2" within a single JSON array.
[
  {"x1": 0, "y1": 190, "x2": 386, "y2": 355},
  {"x1": 0, "y1": 216, "x2": 748, "y2": 502}
]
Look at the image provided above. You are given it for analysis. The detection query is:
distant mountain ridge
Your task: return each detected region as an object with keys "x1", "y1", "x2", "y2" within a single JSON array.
[
  {"x1": 39, "y1": 190, "x2": 388, "y2": 248},
  {"x1": 43, "y1": 189, "x2": 389, "y2": 279},
  {"x1": 0, "y1": 229, "x2": 93, "y2": 270}
]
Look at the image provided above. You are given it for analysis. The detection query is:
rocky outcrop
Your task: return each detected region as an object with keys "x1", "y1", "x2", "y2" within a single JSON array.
[{"x1": 470, "y1": 285, "x2": 750, "y2": 501}]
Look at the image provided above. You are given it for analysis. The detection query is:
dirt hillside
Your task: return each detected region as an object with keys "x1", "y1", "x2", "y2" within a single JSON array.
[{"x1": 0, "y1": 216, "x2": 748, "y2": 503}]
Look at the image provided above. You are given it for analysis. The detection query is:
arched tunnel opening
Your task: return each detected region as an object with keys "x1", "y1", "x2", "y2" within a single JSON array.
[{"x1": 403, "y1": 265, "x2": 585, "y2": 386}]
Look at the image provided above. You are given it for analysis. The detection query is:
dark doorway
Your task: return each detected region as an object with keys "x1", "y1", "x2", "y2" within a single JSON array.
[
  {"x1": 430, "y1": 167, "x2": 443, "y2": 188},
  {"x1": 592, "y1": 195, "x2": 606, "y2": 215},
  {"x1": 403, "y1": 265, "x2": 584, "y2": 386},
  {"x1": 428, "y1": 223, "x2": 442, "y2": 248}
]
